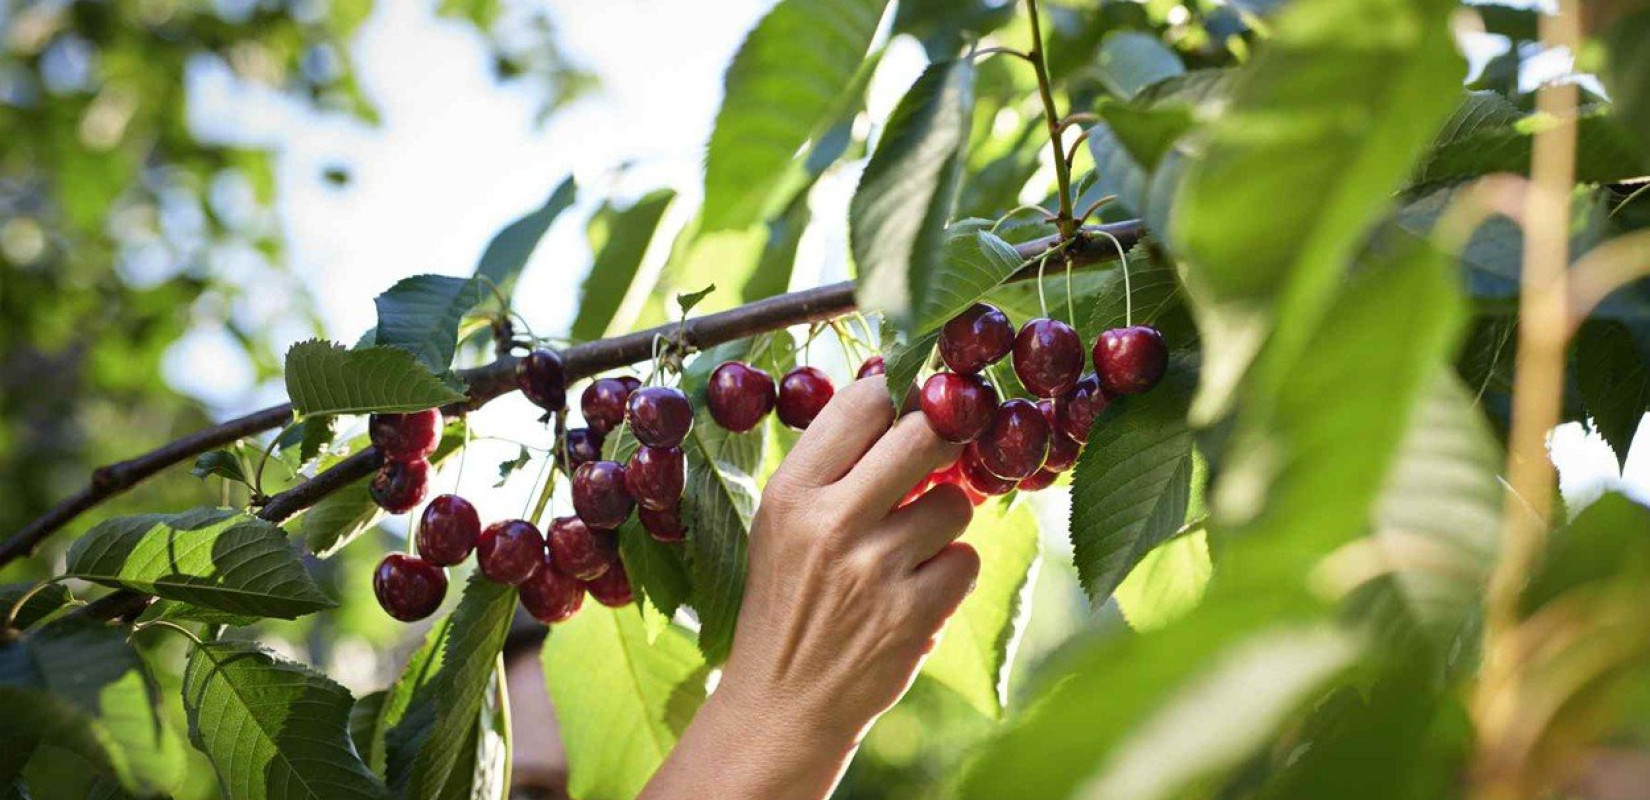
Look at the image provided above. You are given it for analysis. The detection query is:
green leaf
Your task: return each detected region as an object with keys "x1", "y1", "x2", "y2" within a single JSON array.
[
  {"x1": 191, "y1": 450, "x2": 249, "y2": 485},
  {"x1": 1069, "y1": 360, "x2": 1197, "y2": 604},
  {"x1": 1080, "y1": 122, "x2": 1150, "y2": 217},
  {"x1": 1575, "y1": 321, "x2": 1649, "y2": 466},
  {"x1": 1095, "y1": 31, "x2": 1185, "y2": 99},
  {"x1": 922, "y1": 499, "x2": 1039, "y2": 719},
  {"x1": 1114, "y1": 529, "x2": 1211, "y2": 633},
  {"x1": 1172, "y1": 0, "x2": 1464, "y2": 423},
  {"x1": 702, "y1": 0, "x2": 889, "y2": 231},
  {"x1": 492, "y1": 447, "x2": 532, "y2": 489},
  {"x1": 741, "y1": 190, "x2": 812, "y2": 302},
  {"x1": 284, "y1": 340, "x2": 466, "y2": 417},
  {"x1": 571, "y1": 189, "x2": 677, "y2": 341},
  {"x1": 183, "y1": 641, "x2": 385, "y2": 800},
  {"x1": 373, "y1": 275, "x2": 487, "y2": 374},
  {"x1": 297, "y1": 415, "x2": 339, "y2": 464},
  {"x1": 851, "y1": 58, "x2": 977, "y2": 338},
  {"x1": 0, "y1": 583, "x2": 72, "y2": 631},
  {"x1": 1600, "y1": 9, "x2": 1650, "y2": 144},
  {"x1": 474, "y1": 177, "x2": 576, "y2": 292},
  {"x1": 543, "y1": 604, "x2": 707, "y2": 800},
  {"x1": 913, "y1": 226, "x2": 1026, "y2": 338},
  {"x1": 64, "y1": 508, "x2": 335, "y2": 619},
  {"x1": 618, "y1": 518, "x2": 692, "y2": 634},
  {"x1": 135, "y1": 600, "x2": 260, "y2": 627},
  {"x1": 676, "y1": 285, "x2": 716, "y2": 316},
  {"x1": 881, "y1": 326, "x2": 939, "y2": 410},
  {"x1": 1523, "y1": 493, "x2": 1650, "y2": 614},
  {"x1": 1409, "y1": 108, "x2": 1650, "y2": 190},
  {"x1": 1098, "y1": 101, "x2": 1194, "y2": 170},
  {"x1": 384, "y1": 576, "x2": 516, "y2": 799}
]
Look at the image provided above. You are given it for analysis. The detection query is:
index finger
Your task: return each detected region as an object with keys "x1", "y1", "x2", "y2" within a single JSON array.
[{"x1": 770, "y1": 376, "x2": 895, "y2": 487}]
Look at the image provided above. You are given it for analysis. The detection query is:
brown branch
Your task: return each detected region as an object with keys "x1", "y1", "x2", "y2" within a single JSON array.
[{"x1": 10, "y1": 220, "x2": 1141, "y2": 578}]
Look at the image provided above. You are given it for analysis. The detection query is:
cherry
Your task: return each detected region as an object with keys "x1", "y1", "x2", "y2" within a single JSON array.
[
  {"x1": 581, "y1": 378, "x2": 632, "y2": 434},
  {"x1": 476, "y1": 519, "x2": 545, "y2": 585},
  {"x1": 563, "y1": 427, "x2": 605, "y2": 472},
  {"x1": 1013, "y1": 318, "x2": 1084, "y2": 397},
  {"x1": 516, "y1": 348, "x2": 567, "y2": 411},
  {"x1": 572, "y1": 460, "x2": 635, "y2": 529},
  {"x1": 369, "y1": 458, "x2": 430, "y2": 514},
  {"x1": 518, "y1": 552, "x2": 585, "y2": 624},
  {"x1": 1055, "y1": 374, "x2": 1110, "y2": 444},
  {"x1": 975, "y1": 399, "x2": 1050, "y2": 480},
  {"x1": 857, "y1": 356, "x2": 886, "y2": 379},
  {"x1": 416, "y1": 494, "x2": 480, "y2": 566},
  {"x1": 706, "y1": 361, "x2": 775, "y2": 433},
  {"x1": 960, "y1": 445, "x2": 1018, "y2": 498},
  {"x1": 1037, "y1": 400, "x2": 1081, "y2": 472},
  {"x1": 919, "y1": 372, "x2": 998, "y2": 443},
  {"x1": 1095, "y1": 326, "x2": 1168, "y2": 395},
  {"x1": 584, "y1": 560, "x2": 634, "y2": 608},
  {"x1": 628, "y1": 386, "x2": 695, "y2": 448},
  {"x1": 777, "y1": 367, "x2": 834, "y2": 430},
  {"x1": 373, "y1": 553, "x2": 447, "y2": 622},
  {"x1": 625, "y1": 445, "x2": 684, "y2": 511},
  {"x1": 618, "y1": 375, "x2": 642, "y2": 395},
  {"x1": 639, "y1": 505, "x2": 687, "y2": 543},
  {"x1": 1018, "y1": 468, "x2": 1060, "y2": 492},
  {"x1": 547, "y1": 515, "x2": 617, "y2": 581},
  {"x1": 939, "y1": 303, "x2": 1014, "y2": 374},
  {"x1": 369, "y1": 409, "x2": 442, "y2": 462}
]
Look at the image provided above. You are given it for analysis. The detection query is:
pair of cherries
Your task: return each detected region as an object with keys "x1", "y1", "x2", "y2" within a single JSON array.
[
  {"x1": 705, "y1": 362, "x2": 837, "y2": 433},
  {"x1": 366, "y1": 408, "x2": 444, "y2": 514}
]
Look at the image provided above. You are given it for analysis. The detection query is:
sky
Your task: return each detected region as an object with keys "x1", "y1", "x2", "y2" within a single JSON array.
[{"x1": 162, "y1": 0, "x2": 1650, "y2": 529}]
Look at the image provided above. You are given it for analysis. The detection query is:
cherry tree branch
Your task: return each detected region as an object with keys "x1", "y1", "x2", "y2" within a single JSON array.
[{"x1": 6, "y1": 221, "x2": 1142, "y2": 575}]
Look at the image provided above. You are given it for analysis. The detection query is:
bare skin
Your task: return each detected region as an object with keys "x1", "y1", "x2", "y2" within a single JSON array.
[{"x1": 639, "y1": 375, "x2": 980, "y2": 800}]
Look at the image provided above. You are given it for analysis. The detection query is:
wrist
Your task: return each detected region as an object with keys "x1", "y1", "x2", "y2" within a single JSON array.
[{"x1": 676, "y1": 670, "x2": 860, "y2": 799}]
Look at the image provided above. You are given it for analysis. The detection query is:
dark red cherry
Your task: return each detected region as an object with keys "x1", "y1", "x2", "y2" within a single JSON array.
[
  {"x1": 369, "y1": 409, "x2": 442, "y2": 462},
  {"x1": 625, "y1": 445, "x2": 684, "y2": 511},
  {"x1": 639, "y1": 505, "x2": 687, "y2": 543},
  {"x1": 516, "y1": 348, "x2": 567, "y2": 411},
  {"x1": 706, "y1": 361, "x2": 776, "y2": 433},
  {"x1": 1013, "y1": 318, "x2": 1084, "y2": 397},
  {"x1": 416, "y1": 494, "x2": 480, "y2": 566},
  {"x1": 939, "y1": 303, "x2": 1015, "y2": 374},
  {"x1": 476, "y1": 519, "x2": 545, "y2": 585},
  {"x1": 919, "y1": 372, "x2": 998, "y2": 443},
  {"x1": 628, "y1": 386, "x2": 694, "y2": 448},
  {"x1": 975, "y1": 399, "x2": 1050, "y2": 480},
  {"x1": 1037, "y1": 400, "x2": 1081, "y2": 472},
  {"x1": 519, "y1": 552, "x2": 585, "y2": 624},
  {"x1": 1018, "y1": 468, "x2": 1060, "y2": 492},
  {"x1": 369, "y1": 458, "x2": 430, "y2": 514},
  {"x1": 857, "y1": 356, "x2": 886, "y2": 379},
  {"x1": 581, "y1": 378, "x2": 632, "y2": 434},
  {"x1": 776, "y1": 367, "x2": 834, "y2": 430},
  {"x1": 1056, "y1": 375, "x2": 1110, "y2": 444},
  {"x1": 959, "y1": 445, "x2": 1017, "y2": 499},
  {"x1": 1095, "y1": 326, "x2": 1168, "y2": 395},
  {"x1": 547, "y1": 515, "x2": 617, "y2": 581},
  {"x1": 373, "y1": 553, "x2": 447, "y2": 622},
  {"x1": 563, "y1": 427, "x2": 605, "y2": 472},
  {"x1": 618, "y1": 375, "x2": 642, "y2": 395},
  {"x1": 572, "y1": 460, "x2": 635, "y2": 529},
  {"x1": 584, "y1": 560, "x2": 634, "y2": 608}
]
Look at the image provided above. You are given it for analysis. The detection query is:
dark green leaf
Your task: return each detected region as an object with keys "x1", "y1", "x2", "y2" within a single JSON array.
[
  {"x1": 348, "y1": 691, "x2": 388, "y2": 775},
  {"x1": 1079, "y1": 122, "x2": 1150, "y2": 217},
  {"x1": 1600, "y1": 10, "x2": 1650, "y2": 144},
  {"x1": 373, "y1": 275, "x2": 487, "y2": 374},
  {"x1": 284, "y1": 340, "x2": 466, "y2": 417},
  {"x1": 135, "y1": 600, "x2": 260, "y2": 627},
  {"x1": 741, "y1": 190, "x2": 812, "y2": 302},
  {"x1": 0, "y1": 583, "x2": 72, "y2": 631},
  {"x1": 474, "y1": 177, "x2": 576, "y2": 292},
  {"x1": 298, "y1": 415, "x2": 339, "y2": 463},
  {"x1": 492, "y1": 447, "x2": 533, "y2": 488},
  {"x1": 183, "y1": 641, "x2": 385, "y2": 800},
  {"x1": 1523, "y1": 493, "x2": 1650, "y2": 613},
  {"x1": 618, "y1": 517, "x2": 691, "y2": 626},
  {"x1": 64, "y1": 508, "x2": 335, "y2": 619},
  {"x1": 702, "y1": 0, "x2": 889, "y2": 230},
  {"x1": 1473, "y1": 3, "x2": 1540, "y2": 40},
  {"x1": 1095, "y1": 31, "x2": 1185, "y2": 99},
  {"x1": 1410, "y1": 109, "x2": 1649, "y2": 190},
  {"x1": 571, "y1": 189, "x2": 677, "y2": 341},
  {"x1": 1098, "y1": 101, "x2": 1193, "y2": 170},
  {"x1": 881, "y1": 326, "x2": 939, "y2": 410},
  {"x1": 191, "y1": 451, "x2": 249, "y2": 485},
  {"x1": 1575, "y1": 321, "x2": 1650, "y2": 466},
  {"x1": 676, "y1": 285, "x2": 716, "y2": 316}
]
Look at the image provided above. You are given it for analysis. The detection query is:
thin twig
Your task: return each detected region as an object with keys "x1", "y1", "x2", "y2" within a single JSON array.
[{"x1": 1024, "y1": 0, "x2": 1077, "y2": 239}]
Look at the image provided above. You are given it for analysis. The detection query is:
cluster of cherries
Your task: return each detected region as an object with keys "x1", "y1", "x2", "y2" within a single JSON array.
[{"x1": 911, "y1": 304, "x2": 1167, "y2": 501}]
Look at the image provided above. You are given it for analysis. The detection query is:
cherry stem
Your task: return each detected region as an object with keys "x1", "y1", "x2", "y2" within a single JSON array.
[
  {"x1": 529, "y1": 412, "x2": 567, "y2": 528},
  {"x1": 1036, "y1": 253, "x2": 1052, "y2": 318},
  {"x1": 253, "y1": 419, "x2": 303, "y2": 499},
  {"x1": 1065, "y1": 253, "x2": 1077, "y2": 325},
  {"x1": 990, "y1": 204, "x2": 1056, "y2": 235},
  {"x1": 128, "y1": 619, "x2": 204, "y2": 647},
  {"x1": 1092, "y1": 229, "x2": 1132, "y2": 326},
  {"x1": 4, "y1": 576, "x2": 68, "y2": 632},
  {"x1": 972, "y1": 46, "x2": 1034, "y2": 63}
]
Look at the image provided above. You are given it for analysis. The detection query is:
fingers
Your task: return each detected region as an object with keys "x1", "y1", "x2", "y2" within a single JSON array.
[
  {"x1": 771, "y1": 377, "x2": 895, "y2": 488},
  {"x1": 874, "y1": 482, "x2": 973, "y2": 569},
  {"x1": 906, "y1": 542, "x2": 980, "y2": 629},
  {"x1": 838, "y1": 411, "x2": 962, "y2": 515}
]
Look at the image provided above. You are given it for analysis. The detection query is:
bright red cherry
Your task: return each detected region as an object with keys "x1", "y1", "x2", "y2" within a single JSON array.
[
  {"x1": 857, "y1": 356, "x2": 886, "y2": 379},
  {"x1": 516, "y1": 348, "x2": 567, "y2": 411},
  {"x1": 369, "y1": 409, "x2": 442, "y2": 462},
  {"x1": 572, "y1": 460, "x2": 635, "y2": 529},
  {"x1": 919, "y1": 372, "x2": 998, "y2": 443},
  {"x1": 1018, "y1": 468, "x2": 1060, "y2": 492},
  {"x1": 584, "y1": 560, "x2": 634, "y2": 608},
  {"x1": 547, "y1": 515, "x2": 616, "y2": 581},
  {"x1": 939, "y1": 303, "x2": 1015, "y2": 374},
  {"x1": 519, "y1": 552, "x2": 585, "y2": 624},
  {"x1": 369, "y1": 458, "x2": 430, "y2": 514},
  {"x1": 373, "y1": 553, "x2": 447, "y2": 621},
  {"x1": 476, "y1": 519, "x2": 545, "y2": 585},
  {"x1": 1056, "y1": 375, "x2": 1110, "y2": 444},
  {"x1": 959, "y1": 446, "x2": 1017, "y2": 499},
  {"x1": 777, "y1": 367, "x2": 834, "y2": 430},
  {"x1": 625, "y1": 446, "x2": 684, "y2": 511},
  {"x1": 639, "y1": 505, "x2": 687, "y2": 543},
  {"x1": 581, "y1": 378, "x2": 632, "y2": 434},
  {"x1": 628, "y1": 386, "x2": 694, "y2": 448},
  {"x1": 706, "y1": 361, "x2": 775, "y2": 433},
  {"x1": 563, "y1": 427, "x2": 605, "y2": 472},
  {"x1": 1013, "y1": 318, "x2": 1084, "y2": 397},
  {"x1": 975, "y1": 399, "x2": 1050, "y2": 480},
  {"x1": 416, "y1": 494, "x2": 480, "y2": 566},
  {"x1": 1037, "y1": 400, "x2": 1081, "y2": 472},
  {"x1": 1095, "y1": 326, "x2": 1168, "y2": 395}
]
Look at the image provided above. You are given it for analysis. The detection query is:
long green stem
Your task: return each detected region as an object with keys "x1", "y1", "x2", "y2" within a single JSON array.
[{"x1": 1024, "y1": 0, "x2": 1077, "y2": 240}]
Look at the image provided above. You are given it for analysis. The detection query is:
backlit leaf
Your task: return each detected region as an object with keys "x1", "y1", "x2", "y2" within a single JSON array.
[{"x1": 284, "y1": 340, "x2": 466, "y2": 417}]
